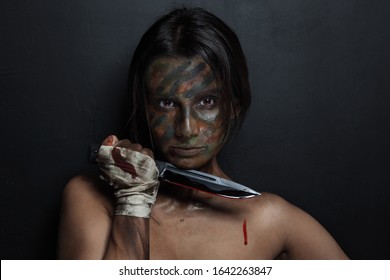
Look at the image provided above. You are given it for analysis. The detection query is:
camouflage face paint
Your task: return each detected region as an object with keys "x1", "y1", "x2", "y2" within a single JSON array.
[{"x1": 145, "y1": 56, "x2": 227, "y2": 171}]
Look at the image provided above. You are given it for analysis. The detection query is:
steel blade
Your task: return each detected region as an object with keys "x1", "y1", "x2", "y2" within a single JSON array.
[{"x1": 156, "y1": 160, "x2": 261, "y2": 199}]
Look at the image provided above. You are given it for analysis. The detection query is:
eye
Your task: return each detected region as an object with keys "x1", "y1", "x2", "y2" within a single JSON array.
[
  {"x1": 199, "y1": 97, "x2": 217, "y2": 108},
  {"x1": 158, "y1": 99, "x2": 175, "y2": 109}
]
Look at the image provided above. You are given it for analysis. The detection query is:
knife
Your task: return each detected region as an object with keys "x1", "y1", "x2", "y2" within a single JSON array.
[
  {"x1": 155, "y1": 160, "x2": 260, "y2": 199},
  {"x1": 89, "y1": 144, "x2": 260, "y2": 199}
]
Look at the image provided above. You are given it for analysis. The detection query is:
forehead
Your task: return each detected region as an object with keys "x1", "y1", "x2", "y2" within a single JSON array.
[{"x1": 145, "y1": 56, "x2": 217, "y2": 94}]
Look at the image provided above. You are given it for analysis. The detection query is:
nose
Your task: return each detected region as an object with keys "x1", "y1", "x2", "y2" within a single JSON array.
[{"x1": 175, "y1": 107, "x2": 199, "y2": 138}]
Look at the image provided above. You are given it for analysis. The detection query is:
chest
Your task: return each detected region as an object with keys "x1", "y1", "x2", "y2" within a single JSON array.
[{"x1": 149, "y1": 209, "x2": 280, "y2": 259}]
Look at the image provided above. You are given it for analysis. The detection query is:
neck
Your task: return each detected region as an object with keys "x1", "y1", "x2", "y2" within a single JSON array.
[
  {"x1": 157, "y1": 157, "x2": 230, "y2": 205},
  {"x1": 197, "y1": 157, "x2": 230, "y2": 180},
  {"x1": 157, "y1": 181, "x2": 215, "y2": 211}
]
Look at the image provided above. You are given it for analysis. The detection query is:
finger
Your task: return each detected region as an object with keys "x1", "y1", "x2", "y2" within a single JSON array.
[
  {"x1": 102, "y1": 135, "x2": 119, "y2": 146},
  {"x1": 140, "y1": 148, "x2": 154, "y2": 159},
  {"x1": 129, "y1": 143, "x2": 143, "y2": 152},
  {"x1": 114, "y1": 139, "x2": 133, "y2": 149},
  {"x1": 114, "y1": 140, "x2": 143, "y2": 152}
]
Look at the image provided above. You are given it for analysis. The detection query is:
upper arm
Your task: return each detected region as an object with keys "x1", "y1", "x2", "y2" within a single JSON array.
[{"x1": 57, "y1": 175, "x2": 114, "y2": 259}]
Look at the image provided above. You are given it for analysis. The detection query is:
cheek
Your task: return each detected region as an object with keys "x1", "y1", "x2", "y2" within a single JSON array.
[
  {"x1": 197, "y1": 111, "x2": 226, "y2": 143},
  {"x1": 204, "y1": 127, "x2": 225, "y2": 146},
  {"x1": 149, "y1": 113, "x2": 175, "y2": 145},
  {"x1": 150, "y1": 114, "x2": 166, "y2": 128},
  {"x1": 160, "y1": 126, "x2": 175, "y2": 144}
]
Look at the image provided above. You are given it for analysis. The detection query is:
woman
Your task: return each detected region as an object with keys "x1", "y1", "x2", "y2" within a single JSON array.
[{"x1": 57, "y1": 7, "x2": 348, "y2": 259}]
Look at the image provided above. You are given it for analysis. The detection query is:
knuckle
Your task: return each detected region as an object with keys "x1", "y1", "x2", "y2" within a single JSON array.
[
  {"x1": 114, "y1": 139, "x2": 132, "y2": 148},
  {"x1": 130, "y1": 143, "x2": 143, "y2": 151},
  {"x1": 141, "y1": 148, "x2": 154, "y2": 158}
]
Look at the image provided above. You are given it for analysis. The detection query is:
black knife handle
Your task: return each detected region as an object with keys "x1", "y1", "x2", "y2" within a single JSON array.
[{"x1": 88, "y1": 143, "x2": 100, "y2": 163}]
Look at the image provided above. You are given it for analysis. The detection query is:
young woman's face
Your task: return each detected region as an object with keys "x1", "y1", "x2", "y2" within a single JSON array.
[{"x1": 145, "y1": 56, "x2": 227, "y2": 170}]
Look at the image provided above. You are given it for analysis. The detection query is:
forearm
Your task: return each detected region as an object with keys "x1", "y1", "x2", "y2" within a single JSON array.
[
  {"x1": 96, "y1": 140, "x2": 159, "y2": 259},
  {"x1": 104, "y1": 216, "x2": 150, "y2": 259}
]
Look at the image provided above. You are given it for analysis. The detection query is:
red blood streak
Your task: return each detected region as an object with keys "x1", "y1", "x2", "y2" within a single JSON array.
[
  {"x1": 243, "y1": 220, "x2": 248, "y2": 245},
  {"x1": 111, "y1": 148, "x2": 138, "y2": 179}
]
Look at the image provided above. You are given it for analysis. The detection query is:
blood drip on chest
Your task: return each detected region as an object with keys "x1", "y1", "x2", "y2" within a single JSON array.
[{"x1": 243, "y1": 220, "x2": 248, "y2": 245}]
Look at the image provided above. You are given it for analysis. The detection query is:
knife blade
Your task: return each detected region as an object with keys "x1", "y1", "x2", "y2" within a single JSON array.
[
  {"x1": 89, "y1": 144, "x2": 261, "y2": 199},
  {"x1": 155, "y1": 160, "x2": 260, "y2": 199}
]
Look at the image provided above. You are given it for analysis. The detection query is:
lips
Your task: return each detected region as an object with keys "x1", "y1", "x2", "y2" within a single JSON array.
[{"x1": 169, "y1": 146, "x2": 205, "y2": 157}]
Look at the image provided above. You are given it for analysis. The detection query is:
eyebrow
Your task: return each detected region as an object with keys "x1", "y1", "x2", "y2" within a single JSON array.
[
  {"x1": 193, "y1": 88, "x2": 220, "y2": 97},
  {"x1": 148, "y1": 88, "x2": 220, "y2": 101}
]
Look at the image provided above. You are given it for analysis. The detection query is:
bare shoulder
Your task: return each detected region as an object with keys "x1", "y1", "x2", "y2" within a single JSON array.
[
  {"x1": 243, "y1": 192, "x2": 299, "y2": 235},
  {"x1": 248, "y1": 192, "x2": 348, "y2": 259},
  {"x1": 58, "y1": 174, "x2": 114, "y2": 259},
  {"x1": 62, "y1": 174, "x2": 114, "y2": 210},
  {"x1": 66, "y1": 173, "x2": 103, "y2": 188},
  {"x1": 249, "y1": 192, "x2": 321, "y2": 224},
  {"x1": 245, "y1": 192, "x2": 294, "y2": 217}
]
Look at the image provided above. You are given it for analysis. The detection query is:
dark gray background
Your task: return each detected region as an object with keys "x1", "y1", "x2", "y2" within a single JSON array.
[{"x1": 1, "y1": 0, "x2": 389, "y2": 259}]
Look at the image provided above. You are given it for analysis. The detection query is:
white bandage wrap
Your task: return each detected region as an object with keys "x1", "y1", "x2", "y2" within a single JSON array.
[{"x1": 97, "y1": 145, "x2": 159, "y2": 218}]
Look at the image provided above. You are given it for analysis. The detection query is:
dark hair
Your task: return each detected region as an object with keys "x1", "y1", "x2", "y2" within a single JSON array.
[{"x1": 128, "y1": 7, "x2": 251, "y2": 149}]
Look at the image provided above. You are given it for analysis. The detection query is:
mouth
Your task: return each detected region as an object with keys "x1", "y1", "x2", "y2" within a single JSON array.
[{"x1": 169, "y1": 146, "x2": 205, "y2": 157}]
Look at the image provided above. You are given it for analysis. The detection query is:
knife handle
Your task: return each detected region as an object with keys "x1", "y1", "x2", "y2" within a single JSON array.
[{"x1": 88, "y1": 143, "x2": 100, "y2": 163}]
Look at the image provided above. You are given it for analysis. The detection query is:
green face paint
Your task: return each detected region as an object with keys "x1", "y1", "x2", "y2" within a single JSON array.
[{"x1": 145, "y1": 56, "x2": 227, "y2": 171}]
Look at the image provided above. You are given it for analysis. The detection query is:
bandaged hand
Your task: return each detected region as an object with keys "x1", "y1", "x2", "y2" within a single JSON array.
[{"x1": 96, "y1": 135, "x2": 159, "y2": 218}]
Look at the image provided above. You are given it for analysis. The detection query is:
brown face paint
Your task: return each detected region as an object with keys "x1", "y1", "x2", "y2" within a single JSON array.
[{"x1": 145, "y1": 56, "x2": 227, "y2": 171}]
